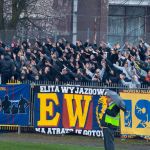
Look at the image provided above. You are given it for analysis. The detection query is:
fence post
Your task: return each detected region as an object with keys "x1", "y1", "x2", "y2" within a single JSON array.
[
  {"x1": 18, "y1": 125, "x2": 21, "y2": 135},
  {"x1": 0, "y1": 74, "x2": 1, "y2": 84},
  {"x1": 30, "y1": 82, "x2": 35, "y2": 126}
]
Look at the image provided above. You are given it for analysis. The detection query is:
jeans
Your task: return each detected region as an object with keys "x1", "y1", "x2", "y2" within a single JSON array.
[{"x1": 103, "y1": 127, "x2": 115, "y2": 150}]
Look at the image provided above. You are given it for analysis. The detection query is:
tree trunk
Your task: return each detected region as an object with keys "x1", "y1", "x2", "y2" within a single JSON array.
[
  {"x1": 0, "y1": 0, "x2": 5, "y2": 41},
  {"x1": 5, "y1": 0, "x2": 26, "y2": 43}
]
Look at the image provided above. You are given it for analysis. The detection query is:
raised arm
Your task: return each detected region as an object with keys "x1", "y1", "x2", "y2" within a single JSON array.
[{"x1": 113, "y1": 64, "x2": 123, "y2": 71}]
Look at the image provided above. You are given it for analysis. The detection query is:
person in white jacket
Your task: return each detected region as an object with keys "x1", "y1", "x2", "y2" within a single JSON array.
[
  {"x1": 120, "y1": 73, "x2": 141, "y2": 88},
  {"x1": 113, "y1": 61, "x2": 133, "y2": 80}
]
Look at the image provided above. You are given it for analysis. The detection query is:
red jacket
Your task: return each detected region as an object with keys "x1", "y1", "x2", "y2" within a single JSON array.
[{"x1": 145, "y1": 76, "x2": 150, "y2": 82}]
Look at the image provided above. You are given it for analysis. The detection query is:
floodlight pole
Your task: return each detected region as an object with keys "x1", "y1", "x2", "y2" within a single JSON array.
[{"x1": 72, "y1": 0, "x2": 78, "y2": 45}]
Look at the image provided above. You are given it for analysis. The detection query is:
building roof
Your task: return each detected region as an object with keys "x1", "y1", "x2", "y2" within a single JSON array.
[{"x1": 109, "y1": 0, "x2": 150, "y2": 6}]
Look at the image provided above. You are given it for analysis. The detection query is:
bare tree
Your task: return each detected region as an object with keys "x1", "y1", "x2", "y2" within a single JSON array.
[
  {"x1": 0, "y1": 0, "x2": 72, "y2": 43},
  {"x1": 0, "y1": 0, "x2": 38, "y2": 42},
  {"x1": 23, "y1": 0, "x2": 72, "y2": 40}
]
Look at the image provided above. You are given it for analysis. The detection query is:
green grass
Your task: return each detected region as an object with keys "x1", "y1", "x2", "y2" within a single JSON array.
[{"x1": 0, "y1": 141, "x2": 103, "y2": 150}]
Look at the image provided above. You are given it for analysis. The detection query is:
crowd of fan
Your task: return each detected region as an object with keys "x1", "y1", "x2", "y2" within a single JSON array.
[{"x1": 0, "y1": 38, "x2": 150, "y2": 88}]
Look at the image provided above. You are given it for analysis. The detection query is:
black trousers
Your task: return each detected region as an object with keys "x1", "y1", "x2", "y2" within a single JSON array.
[{"x1": 103, "y1": 127, "x2": 115, "y2": 150}]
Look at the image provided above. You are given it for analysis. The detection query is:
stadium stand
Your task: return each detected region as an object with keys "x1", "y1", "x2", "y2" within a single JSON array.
[{"x1": 0, "y1": 38, "x2": 150, "y2": 88}]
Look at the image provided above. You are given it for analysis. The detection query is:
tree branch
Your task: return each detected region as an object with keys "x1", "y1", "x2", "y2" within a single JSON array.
[{"x1": 8, "y1": 0, "x2": 38, "y2": 29}]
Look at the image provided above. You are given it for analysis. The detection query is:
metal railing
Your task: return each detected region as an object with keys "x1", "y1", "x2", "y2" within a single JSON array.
[{"x1": 1, "y1": 29, "x2": 150, "y2": 45}]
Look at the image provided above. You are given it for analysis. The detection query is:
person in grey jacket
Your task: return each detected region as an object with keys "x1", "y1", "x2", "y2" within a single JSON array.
[
  {"x1": 120, "y1": 73, "x2": 141, "y2": 88},
  {"x1": 113, "y1": 60, "x2": 133, "y2": 80}
]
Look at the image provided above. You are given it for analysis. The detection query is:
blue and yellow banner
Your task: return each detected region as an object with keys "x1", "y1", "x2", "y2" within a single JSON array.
[
  {"x1": 120, "y1": 90, "x2": 150, "y2": 136},
  {"x1": 33, "y1": 85, "x2": 108, "y2": 137},
  {"x1": 0, "y1": 84, "x2": 30, "y2": 126}
]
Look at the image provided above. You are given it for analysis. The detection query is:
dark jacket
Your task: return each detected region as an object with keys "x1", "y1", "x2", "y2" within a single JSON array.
[{"x1": 0, "y1": 55, "x2": 15, "y2": 76}]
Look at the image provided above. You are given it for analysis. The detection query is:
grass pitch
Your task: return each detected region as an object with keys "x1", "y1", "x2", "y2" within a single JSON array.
[
  {"x1": 0, "y1": 141, "x2": 102, "y2": 150},
  {"x1": 0, "y1": 133, "x2": 149, "y2": 150}
]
